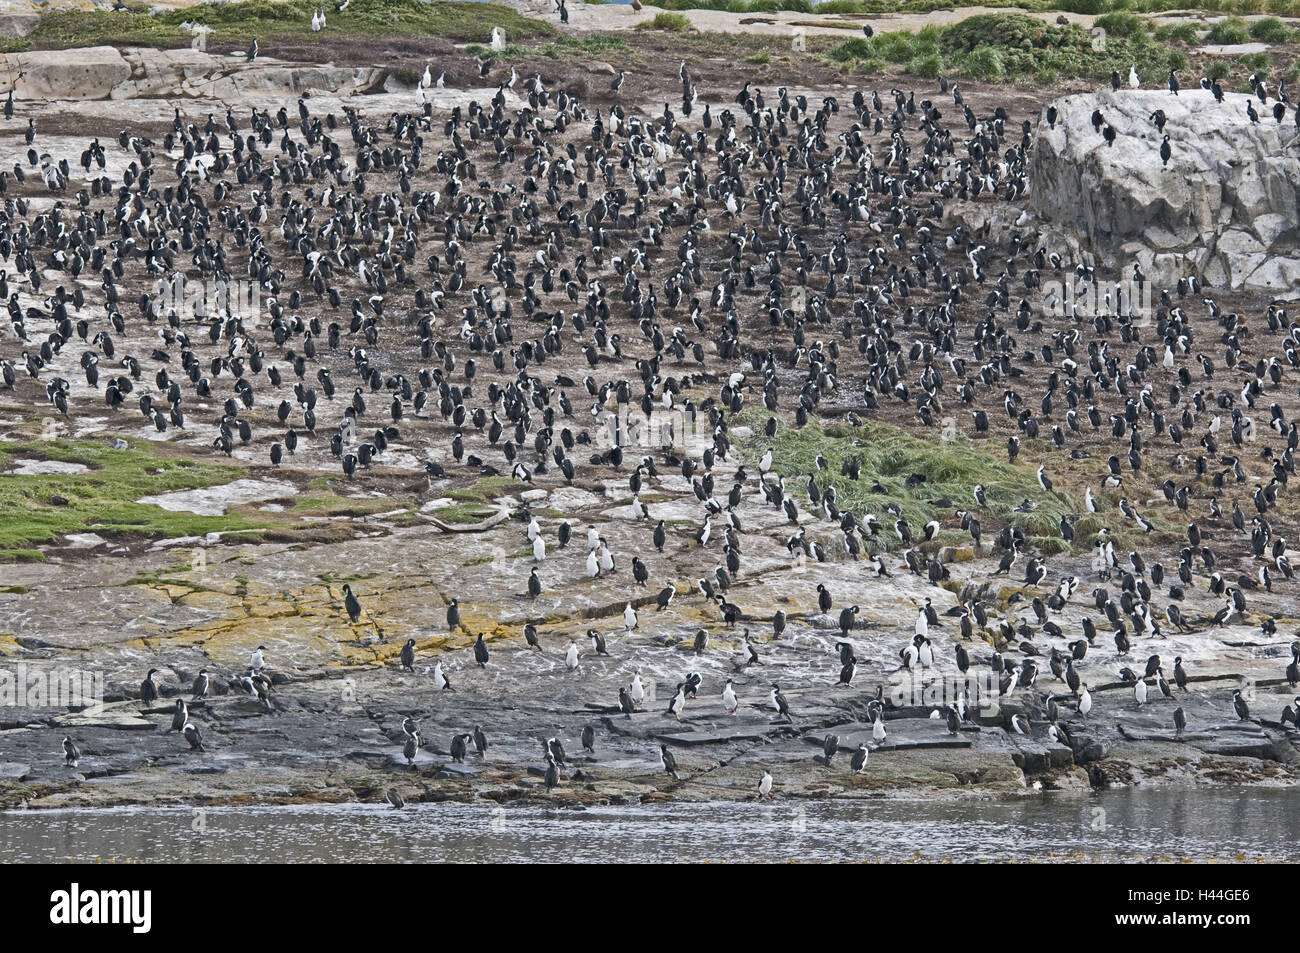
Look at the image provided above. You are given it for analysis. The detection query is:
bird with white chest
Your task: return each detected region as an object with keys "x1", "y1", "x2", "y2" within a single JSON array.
[{"x1": 722, "y1": 679, "x2": 738, "y2": 714}]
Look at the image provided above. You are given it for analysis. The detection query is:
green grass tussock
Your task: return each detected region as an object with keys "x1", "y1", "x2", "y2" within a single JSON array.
[
  {"x1": 830, "y1": 12, "x2": 1189, "y2": 83},
  {"x1": 0, "y1": 439, "x2": 253, "y2": 558},
  {"x1": 640, "y1": 11, "x2": 694, "y2": 31},
  {"x1": 1206, "y1": 16, "x2": 1250, "y2": 43},
  {"x1": 737, "y1": 414, "x2": 1089, "y2": 553},
  {"x1": 0, "y1": 0, "x2": 554, "y2": 53}
]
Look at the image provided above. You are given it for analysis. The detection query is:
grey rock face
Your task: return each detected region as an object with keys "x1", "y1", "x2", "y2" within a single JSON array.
[
  {"x1": 2, "y1": 46, "x2": 389, "y2": 103},
  {"x1": 1031, "y1": 89, "x2": 1300, "y2": 297},
  {"x1": 11, "y1": 46, "x2": 132, "y2": 100},
  {"x1": 0, "y1": 13, "x2": 39, "y2": 38}
]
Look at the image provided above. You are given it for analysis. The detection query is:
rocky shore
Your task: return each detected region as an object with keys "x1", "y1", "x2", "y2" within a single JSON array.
[{"x1": 2, "y1": 474, "x2": 1298, "y2": 811}]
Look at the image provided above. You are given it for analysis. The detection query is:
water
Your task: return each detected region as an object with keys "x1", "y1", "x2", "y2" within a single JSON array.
[{"x1": 2, "y1": 788, "x2": 1295, "y2": 862}]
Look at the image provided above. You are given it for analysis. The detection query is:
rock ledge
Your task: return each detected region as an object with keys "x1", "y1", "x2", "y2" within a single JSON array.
[{"x1": 1031, "y1": 89, "x2": 1300, "y2": 297}]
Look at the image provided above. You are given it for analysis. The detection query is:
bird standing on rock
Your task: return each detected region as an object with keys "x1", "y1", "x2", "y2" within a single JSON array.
[{"x1": 342, "y1": 584, "x2": 363, "y2": 624}]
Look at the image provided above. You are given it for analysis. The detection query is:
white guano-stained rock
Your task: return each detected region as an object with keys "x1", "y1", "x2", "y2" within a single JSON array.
[{"x1": 1031, "y1": 88, "x2": 1300, "y2": 297}]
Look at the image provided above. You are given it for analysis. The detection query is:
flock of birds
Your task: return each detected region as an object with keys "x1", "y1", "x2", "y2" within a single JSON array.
[{"x1": 21, "y1": 8, "x2": 1300, "y2": 803}]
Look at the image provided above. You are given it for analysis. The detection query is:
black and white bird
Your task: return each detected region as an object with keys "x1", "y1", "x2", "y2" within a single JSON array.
[
  {"x1": 770, "y1": 683, "x2": 791, "y2": 722},
  {"x1": 1232, "y1": 689, "x2": 1251, "y2": 721},
  {"x1": 342, "y1": 584, "x2": 363, "y2": 624},
  {"x1": 660, "y1": 744, "x2": 680, "y2": 780},
  {"x1": 432, "y1": 661, "x2": 454, "y2": 691},
  {"x1": 722, "y1": 679, "x2": 738, "y2": 715},
  {"x1": 140, "y1": 668, "x2": 159, "y2": 708},
  {"x1": 850, "y1": 743, "x2": 869, "y2": 773},
  {"x1": 667, "y1": 682, "x2": 687, "y2": 720},
  {"x1": 169, "y1": 698, "x2": 188, "y2": 733},
  {"x1": 544, "y1": 755, "x2": 559, "y2": 792}
]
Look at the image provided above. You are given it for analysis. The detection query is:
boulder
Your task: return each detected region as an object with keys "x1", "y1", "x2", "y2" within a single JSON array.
[
  {"x1": 10, "y1": 46, "x2": 131, "y2": 100},
  {"x1": 1031, "y1": 89, "x2": 1300, "y2": 298},
  {"x1": 0, "y1": 13, "x2": 39, "y2": 38},
  {"x1": 3, "y1": 46, "x2": 388, "y2": 103}
]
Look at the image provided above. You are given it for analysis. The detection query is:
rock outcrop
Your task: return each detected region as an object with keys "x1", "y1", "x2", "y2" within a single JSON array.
[
  {"x1": 2, "y1": 46, "x2": 388, "y2": 102},
  {"x1": 10, "y1": 46, "x2": 132, "y2": 100},
  {"x1": 1031, "y1": 89, "x2": 1300, "y2": 297}
]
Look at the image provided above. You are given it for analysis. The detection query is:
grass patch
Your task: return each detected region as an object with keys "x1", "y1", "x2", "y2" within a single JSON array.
[
  {"x1": 829, "y1": 36, "x2": 874, "y2": 62},
  {"x1": 829, "y1": 13, "x2": 1185, "y2": 82},
  {"x1": 906, "y1": 50, "x2": 946, "y2": 76},
  {"x1": 1052, "y1": 0, "x2": 1107, "y2": 13},
  {"x1": 830, "y1": 25, "x2": 941, "y2": 65},
  {"x1": 942, "y1": 12, "x2": 1184, "y2": 82},
  {"x1": 448, "y1": 475, "x2": 515, "y2": 504},
  {"x1": 1248, "y1": 16, "x2": 1294, "y2": 42},
  {"x1": 963, "y1": 44, "x2": 1006, "y2": 79},
  {"x1": 0, "y1": 0, "x2": 554, "y2": 53},
  {"x1": 0, "y1": 10, "x2": 186, "y2": 52},
  {"x1": 640, "y1": 11, "x2": 693, "y2": 31},
  {"x1": 515, "y1": 32, "x2": 630, "y2": 59},
  {"x1": 1154, "y1": 21, "x2": 1201, "y2": 44},
  {"x1": 745, "y1": 51, "x2": 773, "y2": 64},
  {"x1": 159, "y1": 0, "x2": 554, "y2": 42},
  {"x1": 1206, "y1": 16, "x2": 1250, "y2": 44},
  {"x1": 1093, "y1": 10, "x2": 1147, "y2": 36},
  {"x1": 874, "y1": 30, "x2": 923, "y2": 62},
  {"x1": 737, "y1": 413, "x2": 1092, "y2": 553},
  {"x1": 1205, "y1": 57, "x2": 1233, "y2": 78},
  {"x1": 1237, "y1": 50, "x2": 1270, "y2": 72},
  {"x1": 434, "y1": 502, "x2": 501, "y2": 525},
  {"x1": 0, "y1": 439, "x2": 258, "y2": 551},
  {"x1": 553, "y1": 33, "x2": 627, "y2": 53},
  {"x1": 290, "y1": 494, "x2": 409, "y2": 517}
]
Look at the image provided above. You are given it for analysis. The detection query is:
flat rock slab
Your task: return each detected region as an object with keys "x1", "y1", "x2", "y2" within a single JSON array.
[
  {"x1": 61, "y1": 533, "x2": 108, "y2": 549},
  {"x1": 972, "y1": 727, "x2": 1075, "y2": 769},
  {"x1": 9, "y1": 46, "x2": 130, "y2": 100},
  {"x1": 658, "y1": 724, "x2": 778, "y2": 746},
  {"x1": 138, "y1": 479, "x2": 296, "y2": 516},
  {"x1": 9, "y1": 459, "x2": 89, "y2": 475},
  {"x1": 52, "y1": 710, "x2": 154, "y2": 730},
  {"x1": 818, "y1": 718, "x2": 974, "y2": 751},
  {"x1": 1119, "y1": 720, "x2": 1267, "y2": 740}
]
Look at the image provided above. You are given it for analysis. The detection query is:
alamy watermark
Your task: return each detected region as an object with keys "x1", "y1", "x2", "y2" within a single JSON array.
[
  {"x1": 1, "y1": 663, "x2": 105, "y2": 715},
  {"x1": 153, "y1": 275, "x2": 264, "y2": 325},
  {"x1": 593, "y1": 405, "x2": 715, "y2": 454},
  {"x1": 1041, "y1": 274, "x2": 1153, "y2": 325},
  {"x1": 887, "y1": 670, "x2": 1001, "y2": 716}
]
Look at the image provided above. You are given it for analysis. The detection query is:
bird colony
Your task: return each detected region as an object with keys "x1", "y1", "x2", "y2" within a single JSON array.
[{"x1": 5, "y1": 48, "x2": 1300, "y2": 808}]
